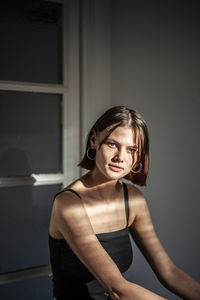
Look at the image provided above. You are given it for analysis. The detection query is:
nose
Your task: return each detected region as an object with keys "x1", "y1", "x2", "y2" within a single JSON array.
[{"x1": 113, "y1": 148, "x2": 124, "y2": 163}]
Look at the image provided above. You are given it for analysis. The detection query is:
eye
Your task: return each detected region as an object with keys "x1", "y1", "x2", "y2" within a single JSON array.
[
  {"x1": 127, "y1": 148, "x2": 136, "y2": 154},
  {"x1": 107, "y1": 141, "x2": 117, "y2": 148}
]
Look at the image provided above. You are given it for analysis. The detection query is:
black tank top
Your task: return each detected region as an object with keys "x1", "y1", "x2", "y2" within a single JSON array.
[{"x1": 49, "y1": 182, "x2": 133, "y2": 300}]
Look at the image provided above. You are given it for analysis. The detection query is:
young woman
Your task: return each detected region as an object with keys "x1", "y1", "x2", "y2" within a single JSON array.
[{"x1": 49, "y1": 106, "x2": 200, "y2": 300}]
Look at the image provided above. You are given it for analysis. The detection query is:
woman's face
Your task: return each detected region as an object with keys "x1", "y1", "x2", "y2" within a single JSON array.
[{"x1": 91, "y1": 125, "x2": 138, "y2": 180}]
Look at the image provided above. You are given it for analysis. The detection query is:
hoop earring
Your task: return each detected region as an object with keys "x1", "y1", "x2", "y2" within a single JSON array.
[
  {"x1": 86, "y1": 147, "x2": 95, "y2": 160},
  {"x1": 130, "y1": 163, "x2": 142, "y2": 174}
]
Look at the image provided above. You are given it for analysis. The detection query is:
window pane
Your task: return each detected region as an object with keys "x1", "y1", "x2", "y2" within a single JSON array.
[
  {"x1": 0, "y1": 1, "x2": 62, "y2": 83},
  {"x1": 0, "y1": 184, "x2": 61, "y2": 273},
  {"x1": 0, "y1": 91, "x2": 61, "y2": 176},
  {"x1": 0, "y1": 276, "x2": 53, "y2": 300}
]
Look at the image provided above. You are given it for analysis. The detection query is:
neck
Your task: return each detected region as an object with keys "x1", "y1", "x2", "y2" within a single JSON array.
[{"x1": 81, "y1": 170, "x2": 121, "y2": 200}]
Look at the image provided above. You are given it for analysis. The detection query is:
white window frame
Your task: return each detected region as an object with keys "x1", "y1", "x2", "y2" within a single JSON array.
[{"x1": 0, "y1": 0, "x2": 80, "y2": 284}]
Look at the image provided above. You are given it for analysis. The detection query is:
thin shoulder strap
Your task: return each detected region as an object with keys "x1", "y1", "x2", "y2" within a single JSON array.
[
  {"x1": 54, "y1": 188, "x2": 81, "y2": 200},
  {"x1": 122, "y1": 182, "x2": 129, "y2": 227}
]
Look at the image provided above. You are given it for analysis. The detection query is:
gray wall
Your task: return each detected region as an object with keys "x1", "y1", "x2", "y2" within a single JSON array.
[
  {"x1": 80, "y1": 0, "x2": 111, "y2": 155},
  {"x1": 110, "y1": 0, "x2": 200, "y2": 298}
]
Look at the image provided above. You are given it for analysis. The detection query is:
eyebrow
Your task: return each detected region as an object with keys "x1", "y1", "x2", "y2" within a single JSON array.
[{"x1": 105, "y1": 138, "x2": 138, "y2": 149}]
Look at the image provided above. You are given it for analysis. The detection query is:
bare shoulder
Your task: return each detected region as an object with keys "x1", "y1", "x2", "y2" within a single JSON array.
[
  {"x1": 53, "y1": 185, "x2": 84, "y2": 218},
  {"x1": 49, "y1": 181, "x2": 86, "y2": 238},
  {"x1": 125, "y1": 182, "x2": 146, "y2": 203},
  {"x1": 54, "y1": 178, "x2": 84, "y2": 208},
  {"x1": 125, "y1": 182, "x2": 148, "y2": 225},
  {"x1": 52, "y1": 183, "x2": 96, "y2": 240}
]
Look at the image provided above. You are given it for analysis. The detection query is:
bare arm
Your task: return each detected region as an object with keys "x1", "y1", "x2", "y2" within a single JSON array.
[
  {"x1": 52, "y1": 191, "x2": 166, "y2": 300},
  {"x1": 129, "y1": 186, "x2": 200, "y2": 300}
]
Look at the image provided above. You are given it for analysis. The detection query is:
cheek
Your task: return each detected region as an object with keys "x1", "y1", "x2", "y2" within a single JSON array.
[
  {"x1": 98, "y1": 146, "x2": 115, "y2": 159},
  {"x1": 95, "y1": 148, "x2": 118, "y2": 167},
  {"x1": 127, "y1": 156, "x2": 134, "y2": 167},
  {"x1": 126, "y1": 154, "x2": 136, "y2": 168},
  {"x1": 95, "y1": 147, "x2": 108, "y2": 162}
]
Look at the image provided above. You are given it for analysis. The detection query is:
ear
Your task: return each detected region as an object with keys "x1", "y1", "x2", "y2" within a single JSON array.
[{"x1": 90, "y1": 130, "x2": 97, "y2": 149}]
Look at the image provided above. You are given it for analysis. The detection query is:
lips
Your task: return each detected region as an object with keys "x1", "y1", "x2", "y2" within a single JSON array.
[{"x1": 108, "y1": 164, "x2": 123, "y2": 172}]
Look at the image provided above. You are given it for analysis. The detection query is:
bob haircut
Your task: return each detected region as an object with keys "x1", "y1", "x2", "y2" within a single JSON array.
[{"x1": 78, "y1": 106, "x2": 149, "y2": 186}]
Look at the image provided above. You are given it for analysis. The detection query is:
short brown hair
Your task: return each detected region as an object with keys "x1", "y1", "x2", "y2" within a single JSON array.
[{"x1": 78, "y1": 106, "x2": 149, "y2": 186}]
